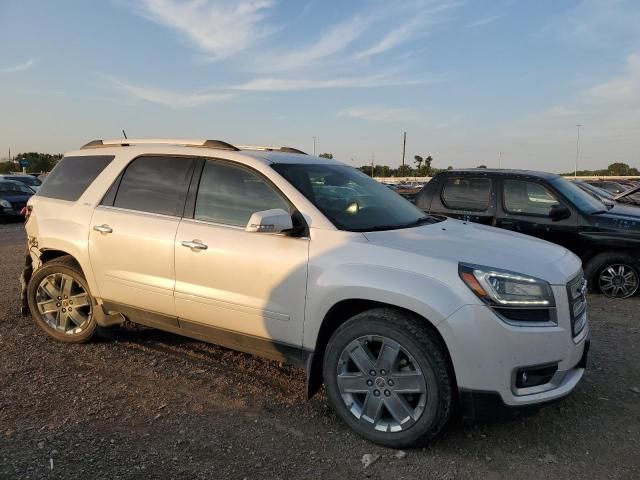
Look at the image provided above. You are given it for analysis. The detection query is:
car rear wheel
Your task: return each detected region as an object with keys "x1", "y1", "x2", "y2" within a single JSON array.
[
  {"x1": 27, "y1": 256, "x2": 98, "y2": 342},
  {"x1": 323, "y1": 308, "x2": 453, "y2": 448},
  {"x1": 585, "y1": 252, "x2": 640, "y2": 299}
]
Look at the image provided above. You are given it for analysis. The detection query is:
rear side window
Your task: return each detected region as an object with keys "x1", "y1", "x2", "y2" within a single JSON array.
[
  {"x1": 112, "y1": 156, "x2": 194, "y2": 216},
  {"x1": 441, "y1": 177, "x2": 492, "y2": 211},
  {"x1": 37, "y1": 155, "x2": 114, "y2": 201}
]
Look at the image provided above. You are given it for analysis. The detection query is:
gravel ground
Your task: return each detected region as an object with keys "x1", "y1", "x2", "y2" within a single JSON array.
[{"x1": 1, "y1": 222, "x2": 639, "y2": 479}]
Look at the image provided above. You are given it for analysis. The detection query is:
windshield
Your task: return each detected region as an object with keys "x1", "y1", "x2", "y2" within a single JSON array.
[
  {"x1": 272, "y1": 163, "x2": 436, "y2": 231},
  {"x1": 551, "y1": 177, "x2": 608, "y2": 213},
  {"x1": 0, "y1": 181, "x2": 34, "y2": 194}
]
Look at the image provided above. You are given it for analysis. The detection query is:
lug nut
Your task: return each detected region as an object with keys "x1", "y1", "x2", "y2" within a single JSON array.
[
  {"x1": 62, "y1": 308, "x2": 66, "y2": 312},
  {"x1": 64, "y1": 295, "x2": 68, "y2": 299},
  {"x1": 387, "y1": 379, "x2": 395, "y2": 386},
  {"x1": 380, "y1": 369, "x2": 387, "y2": 376},
  {"x1": 369, "y1": 370, "x2": 376, "y2": 376},
  {"x1": 384, "y1": 390, "x2": 391, "y2": 397},
  {"x1": 373, "y1": 390, "x2": 380, "y2": 397},
  {"x1": 69, "y1": 300, "x2": 73, "y2": 305},
  {"x1": 56, "y1": 303, "x2": 61, "y2": 307},
  {"x1": 57, "y1": 296, "x2": 62, "y2": 300},
  {"x1": 366, "y1": 380, "x2": 373, "y2": 386}
]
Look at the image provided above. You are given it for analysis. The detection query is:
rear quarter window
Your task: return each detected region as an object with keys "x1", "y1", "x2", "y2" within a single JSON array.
[
  {"x1": 37, "y1": 155, "x2": 115, "y2": 201},
  {"x1": 441, "y1": 177, "x2": 492, "y2": 211}
]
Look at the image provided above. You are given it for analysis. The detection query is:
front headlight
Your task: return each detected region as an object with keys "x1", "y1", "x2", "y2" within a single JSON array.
[
  {"x1": 0, "y1": 199, "x2": 11, "y2": 209},
  {"x1": 459, "y1": 263, "x2": 555, "y2": 307}
]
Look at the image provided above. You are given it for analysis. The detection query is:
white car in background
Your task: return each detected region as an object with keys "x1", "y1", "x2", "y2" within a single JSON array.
[{"x1": 22, "y1": 138, "x2": 589, "y2": 447}]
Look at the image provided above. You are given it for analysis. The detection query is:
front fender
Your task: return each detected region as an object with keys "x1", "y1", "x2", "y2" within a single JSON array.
[{"x1": 302, "y1": 263, "x2": 466, "y2": 350}]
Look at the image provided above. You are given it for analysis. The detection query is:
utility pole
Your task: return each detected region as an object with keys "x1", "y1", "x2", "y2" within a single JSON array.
[
  {"x1": 313, "y1": 136, "x2": 317, "y2": 156},
  {"x1": 401, "y1": 131, "x2": 406, "y2": 176},
  {"x1": 575, "y1": 124, "x2": 583, "y2": 178},
  {"x1": 371, "y1": 154, "x2": 375, "y2": 177}
]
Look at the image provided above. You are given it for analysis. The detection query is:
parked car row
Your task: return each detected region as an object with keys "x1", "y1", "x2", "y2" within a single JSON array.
[{"x1": 412, "y1": 169, "x2": 640, "y2": 299}]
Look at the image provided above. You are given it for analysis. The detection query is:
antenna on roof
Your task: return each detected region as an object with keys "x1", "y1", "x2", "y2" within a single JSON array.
[{"x1": 122, "y1": 129, "x2": 128, "y2": 139}]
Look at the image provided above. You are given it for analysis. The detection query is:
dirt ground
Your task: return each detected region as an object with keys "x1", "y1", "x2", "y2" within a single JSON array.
[{"x1": 1, "y1": 222, "x2": 639, "y2": 479}]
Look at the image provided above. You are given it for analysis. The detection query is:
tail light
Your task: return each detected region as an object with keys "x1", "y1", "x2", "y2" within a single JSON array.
[{"x1": 21, "y1": 205, "x2": 32, "y2": 221}]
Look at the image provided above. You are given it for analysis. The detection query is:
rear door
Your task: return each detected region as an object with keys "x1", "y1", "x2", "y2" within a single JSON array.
[
  {"x1": 427, "y1": 174, "x2": 496, "y2": 224},
  {"x1": 495, "y1": 178, "x2": 578, "y2": 249},
  {"x1": 173, "y1": 158, "x2": 309, "y2": 348},
  {"x1": 89, "y1": 155, "x2": 195, "y2": 316}
]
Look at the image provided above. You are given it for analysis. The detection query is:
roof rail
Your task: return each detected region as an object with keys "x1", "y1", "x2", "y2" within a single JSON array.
[
  {"x1": 237, "y1": 145, "x2": 308, "y2": 155},
  {"x1": 80, "y1": 139, "x2": 240, "y2": 151}
]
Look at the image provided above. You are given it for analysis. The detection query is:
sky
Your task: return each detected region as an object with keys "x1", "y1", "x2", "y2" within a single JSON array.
[{"x1": 1, "y1": 0, "x2": 639, "y2": 172}]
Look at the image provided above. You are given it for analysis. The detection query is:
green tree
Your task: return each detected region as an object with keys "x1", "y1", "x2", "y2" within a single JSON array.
[
  {"x1": 13, "y1": 152, "x2": 62, "y2": 173},
  {"x1": 424, "y1": 156, "x2": 433, "y2": 176},
  {"x1": 606, "y1": 162, "x2": 639, "y2": 176},
  {"x1": 0, "y1": 161, "x2": 14, "y2": 174},
  {"x1": 319, "y1": 152, "x2": 333, "y2": 159},
  {"x1": 413, "y1": 155, "x2": 423, "y2": 174}
]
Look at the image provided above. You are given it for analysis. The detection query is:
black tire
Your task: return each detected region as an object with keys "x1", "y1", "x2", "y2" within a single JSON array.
[
  {"x1": 27, "y1": 255, "x2": 99, "y2": 342},
  {"x1": 323, "y1": 308, "x2": 453, "y2": 448},
  {"x1": 584, "y1": 252, "x2": 640, "y2": 299}
]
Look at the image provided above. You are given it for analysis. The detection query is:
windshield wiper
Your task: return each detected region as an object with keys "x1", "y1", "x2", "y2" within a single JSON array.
[{"x1": 352, "y1": 216, "x2": 435, "y2": 232}]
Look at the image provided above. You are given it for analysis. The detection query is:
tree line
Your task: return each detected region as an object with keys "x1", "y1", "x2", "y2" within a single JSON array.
[
  {"x1": 0, "y1": 152, "x2": 62, "y2": 174},
  {"x1": 559, "y1": 162, "x2": 639, "y2": 177}
]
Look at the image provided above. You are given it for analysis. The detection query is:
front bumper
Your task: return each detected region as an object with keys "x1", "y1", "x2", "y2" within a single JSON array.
[
  {"x1": 459, "y1": 339, "x2": 589, "y2": 419},
  {"x1": 437, "y1": 284, "x2": 589, "y2": 410}
]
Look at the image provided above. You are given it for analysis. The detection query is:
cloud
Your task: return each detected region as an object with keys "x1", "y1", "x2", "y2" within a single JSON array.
[
  {"x1": 355, "y1": 2, "x2": 461, "y2": 58},
  {"x1": 228, "y1": 74, "x2": 425, "y2": 91},
  {"x1": 107, "y1": 77, "x2": 235, "y2": 107},
  {"x1": 1, "y1": 59, "x2": 36, "y2": 74},
  {"x1": 264, "y1": 13, "x2": 372, "y2": 71},
  {"x1": 466, "y1": 13, "x2": 504, "y2": 28},
  {"x1": 132, "y1": 0, "x2": 275, "y2": 59},
  {"x1": 542, "y1": 0, "x2": 640, "y2": 45},
  {"x1": 339, "y1": 105, "x2": 467, "y2": 129},
  {"x1": 338, "y1": 105, "x2": 420, "y2": 123},
  {"x1": 585, "y1": 53, "x2": 640, "y2": 105}
]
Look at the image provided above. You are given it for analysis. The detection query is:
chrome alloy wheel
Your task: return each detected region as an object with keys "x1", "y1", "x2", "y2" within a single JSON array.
[
  {"x1": 336, "y1": 335, "x2": 428, "y2": 433},
  {"x1": 35, "y1": 273, "x2": 92, "y2": 334},
  {"x1": 599, "y1": 264, "x2": 639, "y2": 299}
]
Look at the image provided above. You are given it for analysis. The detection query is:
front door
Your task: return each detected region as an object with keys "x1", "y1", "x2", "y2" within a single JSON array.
[
  {"x1": 89, "y1": 155, "x2": 195, "y2": 316},
  {"x1": 495, "y1": 178, "x2": 577, "y2": 250},
  {"x1": 174, "y1": 159, "x2": 309, "y2": 348}
]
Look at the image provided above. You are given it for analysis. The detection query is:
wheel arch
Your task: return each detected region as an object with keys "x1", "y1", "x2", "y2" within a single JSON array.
[{"x1": 305, "y1": 299, "x2": 457, "y2": 399}]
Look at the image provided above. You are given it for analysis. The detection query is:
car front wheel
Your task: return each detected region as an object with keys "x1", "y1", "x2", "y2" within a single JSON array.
[
  {"x1": 323, "y1": 308, "x2": 453, "y2": 448},
  {"x1": 585, "y1": 252, "x2": 640, "y2": 299}
]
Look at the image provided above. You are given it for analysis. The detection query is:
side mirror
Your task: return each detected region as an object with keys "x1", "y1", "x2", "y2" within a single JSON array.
[
  {"x1": 549, "y1": 203, "x2": 570, "y2": 221},
  {"x1": 245, "y1": 208, "x2": 293, "y2": 234}
]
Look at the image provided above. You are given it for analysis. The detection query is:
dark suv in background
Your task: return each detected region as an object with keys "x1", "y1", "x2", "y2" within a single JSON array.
[{"x1": 415, "y1": 169, "x2": 640, "y2": 298}]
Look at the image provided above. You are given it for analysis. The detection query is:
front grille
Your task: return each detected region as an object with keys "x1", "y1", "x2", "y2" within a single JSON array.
[{"x1": 566, "y1": 272, "x2": 587, "y2": 337}]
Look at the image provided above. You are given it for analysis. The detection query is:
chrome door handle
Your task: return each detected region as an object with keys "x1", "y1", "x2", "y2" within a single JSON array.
[
  {"x1": 93, "y1": 224, "x2": 113, "y2": 234},
  {"x1": 181, "y1": 239, "x2": 208, "y2": 251}
]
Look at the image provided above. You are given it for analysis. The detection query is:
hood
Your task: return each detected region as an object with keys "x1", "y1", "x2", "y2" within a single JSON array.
[
  {"x1": 596, "y1": 203, "x2": 640, "y2": 223},
  {"x1": 363, "y1": 218, "x2": 581, "y2": 285}
]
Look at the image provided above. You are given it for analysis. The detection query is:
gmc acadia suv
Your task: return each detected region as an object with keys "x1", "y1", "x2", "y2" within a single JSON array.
[{"x1": 22, "y1": 139, "x2": 590, "y2": 447}]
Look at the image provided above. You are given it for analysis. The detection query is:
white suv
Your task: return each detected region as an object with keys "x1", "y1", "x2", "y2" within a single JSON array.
[{"x1": 22, "y1": 139, "x2": 589, "y2": 447}]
